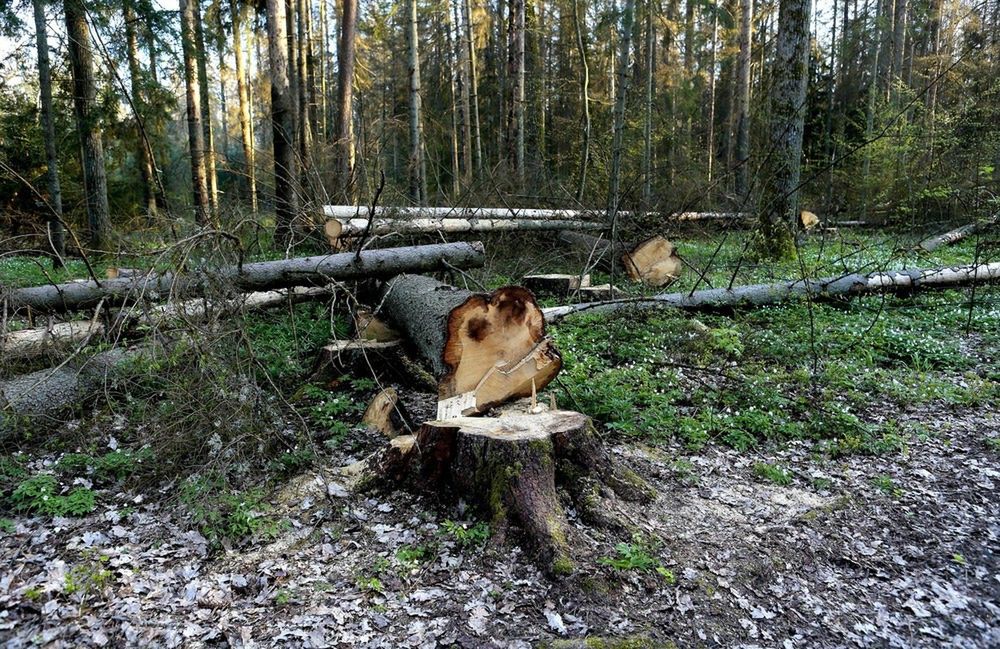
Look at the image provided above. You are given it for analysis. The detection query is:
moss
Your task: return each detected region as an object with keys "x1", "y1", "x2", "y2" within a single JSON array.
[{"x1": 551, "y1": 555, "x2": 575, "y2": 576}]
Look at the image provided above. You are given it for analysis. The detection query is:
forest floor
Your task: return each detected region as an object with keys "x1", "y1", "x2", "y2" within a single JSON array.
[{"x1": 2, "y1": 230, "x2": 999, "y2": 647}]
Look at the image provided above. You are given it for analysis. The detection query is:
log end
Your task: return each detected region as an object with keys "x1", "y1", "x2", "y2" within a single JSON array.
[
  {"x1": 623, "y1": 236, "x2": 683, "y2": 287},
  {"x1": 324, "y1": 219, "x2": 344, "y2": 248},
  {"x1": 441, "y1": 286, "x2": 562, "y2": 414}
]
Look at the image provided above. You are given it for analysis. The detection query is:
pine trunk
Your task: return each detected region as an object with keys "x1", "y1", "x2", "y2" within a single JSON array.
[
  {"x1": 32, "y1": 0, "x2": 66, "y2": 264},
  {"x1": 268, "y1": 0, "x2": 298, "y2": 241},
  {"x1": 124, "y1": 0, "x2": 159, "y2": 221},
  {"x1": 193, "y1": 0, "x2": 219, "y2": 215},
  {"x1": 180, "y1": 0, "x2": 211, "y2": 225},
  {"x1": 335, "y1": 0, "x2": 357, "y2": 200},
  {"x1": 231, "y1": 0, "x2": 258, "y2": 213},
  {"x1": 64, "y1": 0, "x2": 110, "y2": 249}
]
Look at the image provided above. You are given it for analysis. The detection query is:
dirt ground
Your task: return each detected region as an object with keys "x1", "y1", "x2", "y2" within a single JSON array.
[{"x1": 2, "y1": 396, "x2": 998, "y2": 648}]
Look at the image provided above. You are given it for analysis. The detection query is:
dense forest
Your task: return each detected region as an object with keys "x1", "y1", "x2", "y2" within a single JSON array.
[
  {"x1": 1, "y1": 0, "x2": 999, "y2": 646},
  {"x1": 2, "y1": 0, "x2": 998, "y2": 252}
]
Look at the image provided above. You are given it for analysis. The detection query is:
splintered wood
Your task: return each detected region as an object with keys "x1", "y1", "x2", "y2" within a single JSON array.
[{"x1": 379, "y1": 275, "x2": 562, "y2": 417}]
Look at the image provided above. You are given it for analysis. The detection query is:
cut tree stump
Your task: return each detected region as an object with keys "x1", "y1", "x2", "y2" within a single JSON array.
[
  {"x1": 558, "y1": 231, "x2": 682, "y2": 287},
  {"x1": 312, "y1": 339, "x2": 436, "y2": 390},
  {"x1": 369, "y1": 408, "x2": 653, "y2": 575},
  {"x1": 360, "y1": 387, "x2": 411, "y2": 438},
  {"x1": 379, "y1": 275, "x2": 562, "y2": 416},
  {"x1": 354, "y1": 307, "x2": 401, "y2": 341},
  {"x1": 522, "y1": 274, "x2": 591, "y2": 297}
]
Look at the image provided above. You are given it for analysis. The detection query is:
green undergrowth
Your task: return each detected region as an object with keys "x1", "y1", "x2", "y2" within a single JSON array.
[{"x1": 551, "y1": 283, "x2": 1000, "y2": 455}]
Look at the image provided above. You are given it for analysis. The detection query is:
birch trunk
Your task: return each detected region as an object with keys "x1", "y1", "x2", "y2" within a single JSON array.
[
  {"x1": 607, "y1": 0, "x2": 635, "y2": 225},
  {"x1": 408, "y1": 0, "x2": 428, "y2": 204},
  {"x1": 734, "y1": 0, "x2": 752, "y2": 198}
]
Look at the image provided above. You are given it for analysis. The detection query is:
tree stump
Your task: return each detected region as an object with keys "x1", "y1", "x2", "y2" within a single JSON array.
[
  {"x1": 371, "y1": 408, "x2": 653, "y2": 575},
  {"x1": 558, "y1": 231, "x2": 682, "y2": 287}
]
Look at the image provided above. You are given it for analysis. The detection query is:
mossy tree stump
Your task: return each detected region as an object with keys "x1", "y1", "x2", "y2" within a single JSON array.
[{"x1": 372, "y1": 409, "x2": 653, "y2": 575}]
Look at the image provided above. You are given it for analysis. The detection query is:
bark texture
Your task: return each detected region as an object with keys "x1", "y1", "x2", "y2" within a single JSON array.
[
  {"x1": 543, "y1": 262, "x2": 1000, "y2": 321},
  {"x1": 33, "y1": 0, "x2": 66, "y2": 263},
  {"x1": 369, "y1": 409, "x2": 653, "y2": 575},
  {"x1": 268, "y1": 0, "x2": 298, "y2": 241},
  {"x1": 64, "y1": 0, "x2": 110, "y2": 249},
  {"x1": 324, "y1": 216, "x2": 603, "y2": 244},
  {"x1": 4, "y1": 242, "x2": 486, "y2": 314},
  {"x1": 180, "y1": 0, "x2": 211, "y2": 224}
]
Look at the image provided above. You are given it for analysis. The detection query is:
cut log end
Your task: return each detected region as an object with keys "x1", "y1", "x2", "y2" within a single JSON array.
[
  {"x1": 622, "y1": 236, "x2": 683, "y2": 287},
  {"x1": 367, "y1": 408, "x2": 653, "y2": 576},
  {"x1": 442, "y1": 286, "x2": 562, "y2": 413}
]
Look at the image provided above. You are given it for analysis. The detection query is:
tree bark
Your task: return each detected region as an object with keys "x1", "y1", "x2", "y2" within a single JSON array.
[
  {"x1": 324, "y1": 216, "x2": 604, "y2": 244},
  {"x1": 231, "y1": 0, "x2": 257, "y2": 213},
  {"x1": 505, "y1": 0, "x2": 526, "y2": 187},
  {"x1": 297, "y1": 0, "x2": 314, "y2": 180},
  {"x1": 193, "y1": 0, "x2": 220, "y2": 215},
  {"x1": 572, "y1": 0, "x2": 590, "y2": 202},
  {"x1": 734, "y1": 0, "x2": 753, "y2": 198},
  {"x1": 463, "y1": 0, "x2": 483, "y2": 172},
  {"x1": 368, "y1": 408, "x2": 653, "y2": 575},
  {"x1": 268, "y1": 0, "x2": 298, "y2": 241},
  {"x1": 335, "y1": 0, "x2": 357, "y2": 200},
  {"x1": 918, "y1": 222, "x2": 991, "y2": 252},
  {"x1": 379, "y1": 275, "x2": 562, "y2": 413},
  {"x1": 543, "y1": 262, "x2": 1000, "y2": 321},
  {"x1": 64, "y1": 0, "x2": 110, "y2": 249},
  {"x1": 5, "y1": 242, "x2": 486, "y2": 315},
  {"x1": 124, "y1": 0, "x2": 159, "y2": 222},
  {"x1": 706, "y1": 0, "x2": 720, "y2": 182},
  {"x1": 407, "y1": 0, "x2": 428, "y2": 204},
  {"x1": 32, "y1": 0, "x2": 66, "y2": 264},
  {"x1": 756, "y1": 0, "x2": 810, "y2": 259},
  {"x1": 180, "y1": 0, "x2": 211, "y2": 224},
  {"x1": 607, "y1": 0, "x2": 635, "y2": 223},
  {"x1": 322, "y1": 205, "x2": 607, "y2": 220}
]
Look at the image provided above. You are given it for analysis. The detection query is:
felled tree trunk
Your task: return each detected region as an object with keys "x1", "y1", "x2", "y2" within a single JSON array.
[
  {"x1": 558, "y1": 231, "x2": 683, "y2": 287},
  {"x1": 370, "y1": 408, "x2": 652, "y2": 575},
  {"x1": 322, "y1": 205, "x2": 607, "y2": 221},
  {"x1": 324, "y1": 216, "x2": 603, "y2": 246},
  {"x1": 543, "y1": 261, "x2": 1000, "y2": 322},
  {"x1": 5, "y1": 242, "x2": 485, "y2": 314},
  {"x1": 379, "y1": 275, "x2": 562, "y2": 415},
  {"x1": 919, "y1": 222, "x2": 986, "y2": 252},
  {"x1": 0, "y1": 348, "x2": 133, "y2": 439}
]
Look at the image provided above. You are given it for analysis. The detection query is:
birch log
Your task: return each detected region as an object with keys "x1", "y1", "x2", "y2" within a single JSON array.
[
  {"x1": 558, "y1": 231, "x2": 683, "y2": 287},
  {"x1": 322, "y1": 205, "x2": 608, "y2": 220},
  {"x1": 3, "y1": 242, "x2": 485, "y2": 314},
  {"x1": 543, "y1": 262, "x2": 1000, "y2": 322},
  {"x1": 918, "y1": 222, "x2": 990, "y2": 252},
  {"x1": 379, "y1": 275, "x2": 561, "y2": 415},
  {"x1": 323, "y1": 216, "x2": 603, "y2": 246}
]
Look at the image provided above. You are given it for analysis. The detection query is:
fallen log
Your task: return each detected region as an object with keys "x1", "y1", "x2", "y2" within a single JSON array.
[
  {"x1": 558, "y1": 231, "x2": 682, "y2": 287},
  {"x1": 2, "y1": 286, "x2": 331, "y2": 361},
  {"x1": 4, "y1": 241, "x2": 486, "y2": 315},
  {"x1": 323, "y1": 216, "x2": 603, "y2": 246},
  {"x1": 379, "y1": 275, "x2": 561, "y2": 416},
  {"x1": 368, "y1": 406, "x2": 653, "y2": 575},
  {"x1": 323, "y1": 205, "x2": 607, "y2": 221},
  {"x1": 919, "y1": 221, "x2": 993, "y2": 252},
  {"x1": 542, "y1": 261, "x2": 1000, "y2": 322},
  {"x1": 522, "y1": 274, "x2": 591, "y2": 297},
  {"x1": 0, "y1": 347, "x2": 134, "y2": 438}
]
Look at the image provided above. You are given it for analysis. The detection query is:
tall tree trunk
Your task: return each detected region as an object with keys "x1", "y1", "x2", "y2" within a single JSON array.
[
  {"x1": 607, "y1": 0, "x2": 635, "y2": 223},
  {"x1": 890, "y1": 0, "x2": 907, "y2": 91},
  {"x1": 756, "y1": 0, "x2": 810, "y2": 259},
  {"x1": 193, "y1": 0, "x2": 219, "y2": 215},
  {"x1": 572, "y1": 0, "x2": 590, "y2": 202},
  {"x1": 319, "y1": 0, "x2": 329, "y2": 140},
  {"x1": 335, "y1": 0, "x2": 357, "y2": 201},
  {"x1": 268, "y1": 0, "x2": 298, "y2": 240},
  {"x1": 464, "y1": 0, "x2": 483, "y2": 172},
  {"x1": 734, "y1": 0, "x2": 752, "y2": 198},
  {"x1": 641, "y1": 0, "x2": 653, "y2": 207},
  {"x1": 123, "y1": 0, "x2": 158, "y2": 222},
  {"x1": 180, "y1": 0, "x2": 212, "y2": 225},
  {"x1": 33, "y1": 0, "x2": 66, "y2": 264},
  {"x1": 453, "y1": 0, "x2": 472, "y2": 182},
  {"x1": 64, "y1": 0, "x2": 110, "y2": 249},
  {"x1": 706, "y1": 1, "x2": 719, "y2": 183},
  {"x1": 215, "y1": 6, "x2": 231, "y2": 157},
  {"x1": 231, "y1": 0, "x2": 257, "y2": 213},
  {"x1": 407, "y1": 0, "x2": 428, "y2": 204},
  {"x1": 505, "y1": 0, "x2": 526, "y2": 189},
  {"x1": 297, "y1": 0, "x2": 313, "y2": 181},
  {"x1": 446, "y1": 4, "x2": 461, "y2": 196}
]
